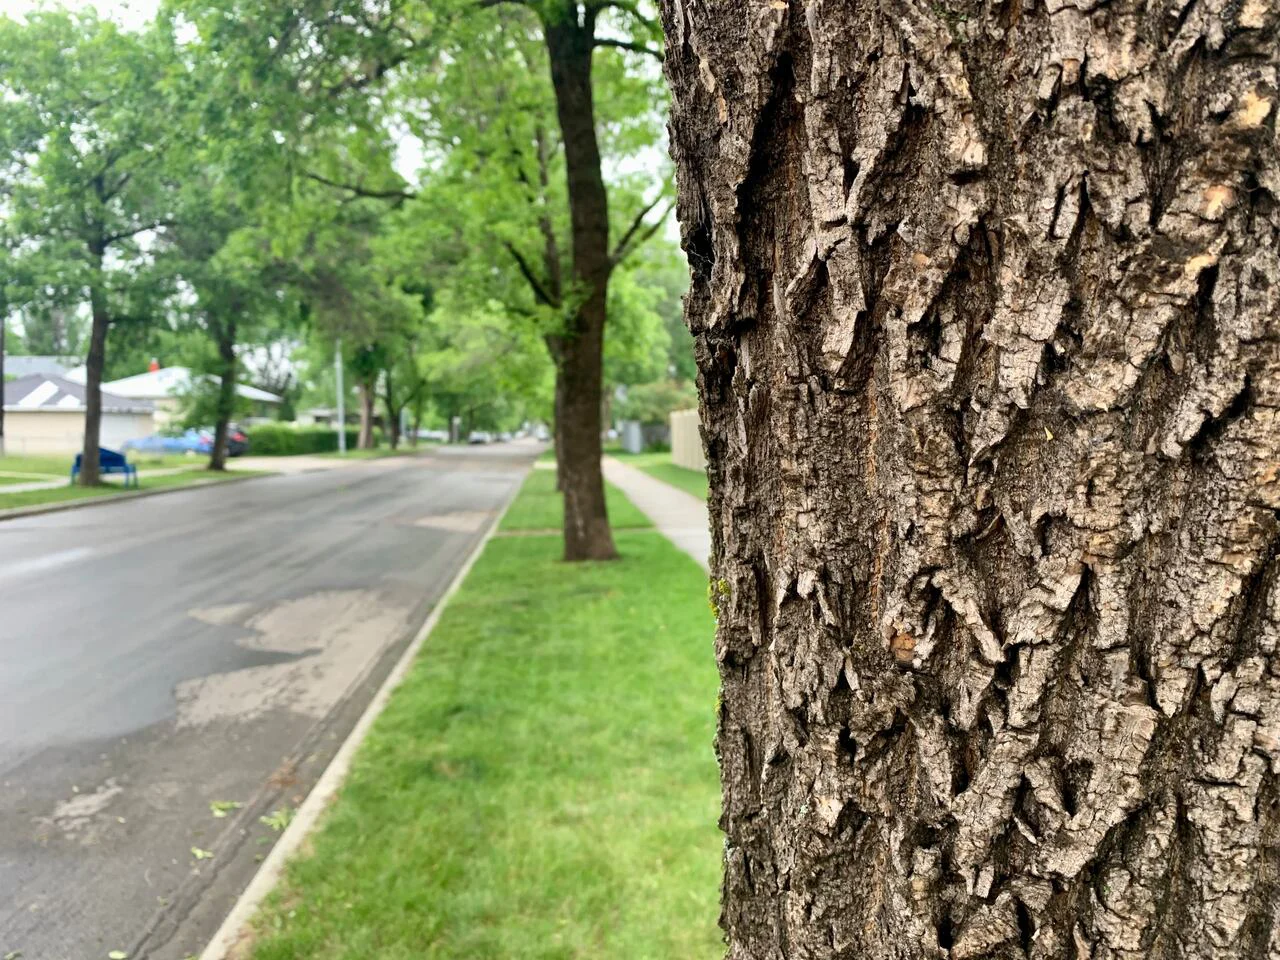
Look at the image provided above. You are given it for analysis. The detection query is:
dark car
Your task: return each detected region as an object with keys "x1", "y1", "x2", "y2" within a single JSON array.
[{"x1": 225, "y1": 425, "x2": 250, "y2": 457}]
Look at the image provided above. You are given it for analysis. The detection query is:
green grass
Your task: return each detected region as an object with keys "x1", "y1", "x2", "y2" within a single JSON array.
[
  {"x1": 0, "y1": 451, "x2": 197, "y2": 478},
  {"x1": 245, "y1": 473, "x2": 721, "y2": 960},
  {"x1": 613, "y1": 451, "x2": 709, "y2": 501},
  {"x1": 0, "y1": 468, "x2": 268, "y2": 510},
  {"x1": 500, "y1": 467, "x2": 652, "y2": 532}
]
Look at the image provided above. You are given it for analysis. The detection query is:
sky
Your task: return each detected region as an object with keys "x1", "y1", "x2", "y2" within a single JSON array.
[{"x1": 7, "y1": 0, "x2": 159, "y2": 28}]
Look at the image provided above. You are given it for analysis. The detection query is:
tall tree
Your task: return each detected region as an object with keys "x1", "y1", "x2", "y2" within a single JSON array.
[
  {"x1": 209, "y1": 0, "x2": 669, "y2": 559},
  {"x1": 0, "y1": 12, "x2": 175, "y2": 484},
  {"x1": 468, "y1": 1, "x2": 667, "y2": 559},
  {"x1": 662, "y1": 1, "x2": 1280, "y2": 958}
]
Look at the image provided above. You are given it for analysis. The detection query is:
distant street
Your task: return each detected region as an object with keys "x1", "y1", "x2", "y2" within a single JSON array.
[{"x1": 0, "y1": 444, "x2": 537, "y2": 960}]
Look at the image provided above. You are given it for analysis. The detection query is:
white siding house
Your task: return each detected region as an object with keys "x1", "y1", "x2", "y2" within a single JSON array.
[{"x1": 2, "y1": 375, "x2": 155, "y2": 454}]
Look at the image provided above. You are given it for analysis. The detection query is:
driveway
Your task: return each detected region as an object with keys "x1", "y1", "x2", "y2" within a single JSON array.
[{"x1": 0, "y1": 443, "x2": 539, "y2": 960}]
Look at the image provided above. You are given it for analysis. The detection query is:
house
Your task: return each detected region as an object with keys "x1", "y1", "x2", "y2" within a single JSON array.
[
  {"x1": 2, "y1": 375, "x2": 155, "y2": 454},
  {"x1": 94, "y1": 366, "x2": 283, "y2": 429},
  {"x1": 3, "y1": 355, "x2": 80, "y2": 379}
]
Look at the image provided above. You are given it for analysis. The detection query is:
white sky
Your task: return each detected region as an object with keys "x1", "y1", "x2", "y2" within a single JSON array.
[{"x1": 6, "y1": 0, "x2": 159, "y2": 29}]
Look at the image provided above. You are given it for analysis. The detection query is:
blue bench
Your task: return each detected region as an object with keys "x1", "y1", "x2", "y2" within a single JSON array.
[{"x1": 71, "y1": 448, "x2": 139, "y2": 488}]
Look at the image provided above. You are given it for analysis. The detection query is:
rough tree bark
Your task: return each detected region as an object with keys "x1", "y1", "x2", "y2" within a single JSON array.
[
  {"x1": 209, "y1": 316, "x2": 238, "y2": 472},
  {"x1": 661, "y1": 1, "x2": 1280, "y2": 958}
]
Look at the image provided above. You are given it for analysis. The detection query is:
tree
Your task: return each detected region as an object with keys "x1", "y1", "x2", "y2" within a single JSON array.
[
  {"x1": 662, "y1": 2, "x2": 1280, "y2": 958},
  {"x1": 0, "y1": 12, "x2": 176, "y2": 484},
  {"x1": 249, "y1": 0, "x2": 670, "y2": 559},
  {"x1": 459, "y1": 0, "x2": 667, "y2": 560}
]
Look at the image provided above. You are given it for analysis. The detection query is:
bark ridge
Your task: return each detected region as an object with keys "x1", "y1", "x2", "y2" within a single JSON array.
[{"x1": 661, "y1": 0, "x2": 1280, "y2": 955}]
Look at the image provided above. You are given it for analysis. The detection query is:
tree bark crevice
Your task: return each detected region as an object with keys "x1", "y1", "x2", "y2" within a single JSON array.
[{"x1": 661, "y1": 0, "x2": 1280, "y2": 955}]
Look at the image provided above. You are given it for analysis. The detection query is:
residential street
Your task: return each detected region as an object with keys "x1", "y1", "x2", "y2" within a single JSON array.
[{"x1": 0, "y1": 444, "x2": 538, "y2": 960}]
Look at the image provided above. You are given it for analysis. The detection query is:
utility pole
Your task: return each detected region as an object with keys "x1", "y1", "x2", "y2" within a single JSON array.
[{"x1": 335, "y1": 338, "x2": 346, "y2": 456}]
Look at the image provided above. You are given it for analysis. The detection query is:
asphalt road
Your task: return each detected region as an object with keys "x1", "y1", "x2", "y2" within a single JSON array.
[{"x1": 0, "y1": 443, "x2": 537, "y2": 960}]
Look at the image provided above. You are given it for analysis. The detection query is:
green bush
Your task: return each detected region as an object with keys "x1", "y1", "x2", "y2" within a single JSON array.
[
  {"x1": 617, "y1": 380, "x2": 698, "y2": 426},
  {"x1": 244, "y1": 424, "x2": 379, "y2": 455}
]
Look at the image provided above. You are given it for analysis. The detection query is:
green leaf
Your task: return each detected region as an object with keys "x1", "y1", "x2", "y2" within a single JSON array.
[{"x1": 209, "y1": 800, "x2": 243, "y2": 818}]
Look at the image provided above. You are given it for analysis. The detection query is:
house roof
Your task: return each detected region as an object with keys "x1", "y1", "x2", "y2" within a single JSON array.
[
  {"x1": 102, "y1": 366, "x2": 282, "y2": 404},
  {"x1": 4, "y1": 355, "x2": 79, "y2": 379},
  {"x1": 2, "y1": 375, "x2": 155, "y2": 414}
]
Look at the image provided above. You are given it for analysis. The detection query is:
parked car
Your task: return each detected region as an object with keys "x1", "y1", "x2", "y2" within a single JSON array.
[
  {"x1": 467, "y1": 431, "x2": 492, "y2": 445},
  {"x1": 124, "y1": 429, "x2": 212, "y2": 455},
  {"x1": 416, "y1": 428, "x2": 449, "y2": 443},
  {"x1": 123, "y1": 425, "x2": 249, "y2": 457},
  {"x1": 203, "y1": 425, "x2": 250, "y2": 457}
]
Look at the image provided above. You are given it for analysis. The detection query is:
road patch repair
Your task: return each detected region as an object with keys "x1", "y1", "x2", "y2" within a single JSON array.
[
  {"x1": 179, "y1": 592, "x2": 411, "y2": 728},
  {"x1": 199, "y1": 466, "x2": 720, "y2": 960},
  {"x1": 0, "y1": 444, "x2": 539, "y2": 960},
  {"x1": 199, "y1": 481, "x2": 517, "y2": 960}
]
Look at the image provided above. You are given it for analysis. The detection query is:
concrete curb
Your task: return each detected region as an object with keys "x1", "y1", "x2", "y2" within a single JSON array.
[
  {"x1": 0, "y1": 471, "x2": 274, "y2": 524},
  {"x1": 198, "y1": 470, "x2": 524, "y2": 960}
]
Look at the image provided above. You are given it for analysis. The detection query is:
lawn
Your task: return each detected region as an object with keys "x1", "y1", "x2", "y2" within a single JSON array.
[
  {"x1": 0, "y1": 451, "x2": 196, "y2": 478},
  {"x1": 612, "y1": 451, "x2": 709, "y2": 501},
  {"x1": 0, "y1": 468, "x2": 268, "y2": 510},
  {"x1": 499, "y1": 466, "x2": 652, "y2": 532},
  {"x1": 245, "y1": 472, "x2": 722, "y2": 960}
]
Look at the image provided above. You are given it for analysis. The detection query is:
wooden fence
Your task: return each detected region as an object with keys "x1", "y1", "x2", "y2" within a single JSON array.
[{"x1": 669, "y1": 408, "x2": 706, "y2": 472}]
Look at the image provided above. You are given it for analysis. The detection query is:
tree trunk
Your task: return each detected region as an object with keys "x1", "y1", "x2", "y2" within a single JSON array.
[
  {"x1": 546, "y1": 17, "x2": 616, "y2": 562},
  {"x1": 209, "y1": 318, "x2": 237, "y2": 472},
  {"x1": 661, "y1": 2, "x2": 1280, "y2": 958},
  {"x1": 358, "y1": 384, "x2": 375, "y2": 450},
  {"x1": 383, "y1": 368, "x2": 400, "y2": 450},
  {"x1": 80, "y1": 253, "x2": 109, "y2": 486}
]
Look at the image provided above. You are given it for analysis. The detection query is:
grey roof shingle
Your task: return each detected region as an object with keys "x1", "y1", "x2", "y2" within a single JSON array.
[{"x1": 2, "y1": 374, "x2": 155, "y2": 414}]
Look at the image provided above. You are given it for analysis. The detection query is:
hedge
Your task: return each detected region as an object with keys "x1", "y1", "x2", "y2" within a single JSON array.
[{"x1": 244, "y1": 424, "x2": 382, "y2": 456}]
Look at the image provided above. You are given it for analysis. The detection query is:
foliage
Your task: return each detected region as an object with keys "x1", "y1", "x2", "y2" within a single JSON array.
[
  {"x1": 0, "y1": 9, "x2": 177, "y2": 337},
  {"x1": 175, "y1": 375, "x2": 254, "y2": 430},
  {"x1": 242, "y1": 423, "x2": 374, "y2": 456},
  {"x1": 617, "y1": 379, "x2": 698, "y2": 426}
]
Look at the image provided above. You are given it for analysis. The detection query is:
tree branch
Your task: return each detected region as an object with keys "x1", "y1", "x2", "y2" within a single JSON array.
[
  {"x1": 303, "y1": 171, "x2": 417, "y2": 204},
  {"x1": 592, "y1": 36, "x2": 664, "y2": 61},
  {"x1": 102, "y1": 219, "x2": 176, "y2": 247},
  {"x1": 611, "y1": 195, "x2": 673, "y2": 266},
  {"x1": 504, "y1": 241, "x2": 559, "y2": 308},
  {"x1": 588, "y1": 0, "x2": 660, "y2": 33}
]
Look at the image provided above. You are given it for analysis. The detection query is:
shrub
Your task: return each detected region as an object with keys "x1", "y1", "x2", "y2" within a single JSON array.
[
  {"x1": 617, "y1": 380, "x2": 698, "y2": 426},
  {"x1": 244, "y1": 424, "x2": 379, "y2": 455}
]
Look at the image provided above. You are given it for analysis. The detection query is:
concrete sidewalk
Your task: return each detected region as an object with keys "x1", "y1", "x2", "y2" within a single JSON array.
[{"x1": 602, "y1": 456, "x2": 710, "y2": 572}]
